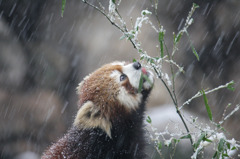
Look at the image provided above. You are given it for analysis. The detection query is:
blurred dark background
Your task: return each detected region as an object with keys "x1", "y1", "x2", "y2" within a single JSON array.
[{"x1": 0, "y1": 0, "x2": 239, "y2": 158}]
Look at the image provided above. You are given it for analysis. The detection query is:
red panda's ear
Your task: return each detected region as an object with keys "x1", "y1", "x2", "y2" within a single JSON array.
[
  {"x1": 76, "y1": 81, "x2": 84, "y2": 95},
  {"x1": 73, "y1": 101, "x2": 112, "y2": 138}
]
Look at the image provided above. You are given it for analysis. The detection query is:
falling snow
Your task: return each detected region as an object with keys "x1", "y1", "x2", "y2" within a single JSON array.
[{"x1": 1, "y1": 0, "x2": 240, "y2": 158}]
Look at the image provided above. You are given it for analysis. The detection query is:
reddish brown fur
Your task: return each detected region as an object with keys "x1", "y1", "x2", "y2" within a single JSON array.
[
  {"x1": 78, "y1": 64, "x2": 131, "y2": 120},
  {"x1": 42, "y1": 62, "x2": 153, "y2": 159},
  {"x1": 122, "y1": 80, "x2": 138, "y2": 95}
]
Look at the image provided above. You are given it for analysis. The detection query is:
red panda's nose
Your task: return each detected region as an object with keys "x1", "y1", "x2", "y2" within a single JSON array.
[
  {"x1": 133, "y1": 62, "x2": 141, "y2": 70},
  {"x1": 141, "y1": 67, "x2": 147, "y2": 75}
]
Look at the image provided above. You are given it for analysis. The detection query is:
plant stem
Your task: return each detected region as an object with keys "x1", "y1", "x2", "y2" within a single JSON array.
[
  {"x1": 162, "y1": 36, "x2": 194, "y2": 147},
  {"x1": 153, "y1": 66, "x2": 193, "y2": 147},
  {"x1": 180, "y1": 81, "x2": 234, "y2": 110},
  {"x1": 82, "y1": 0, "x2": 194, "y2": 151},
  {"x1": 82, "y1": 0, "x2": 137, "y2": 48}
]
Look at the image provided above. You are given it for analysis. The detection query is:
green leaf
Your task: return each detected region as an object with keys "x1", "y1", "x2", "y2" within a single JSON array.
[
  {"x1": 112, "y1": 0, "x2": 116, "y2": 4},
  {"x1": 192, "y1": 118, "x2": 197, "y2": 123},
  {"x1": 227, "y1": 103, "x2": 232, "y2": 108},
  {"x1": 213, "y1": 151, "x2": 218, "y2": 158},
  {"x1": 180, "y1": 134, "x2": 192, "y2": 139},
  {"x1": 138, "y1": 74, "x2": 144, "y2": 93},
  {"x1": 127, "y1": 34, "x2": 134, "y2": 40},
  {"x1": 193, "y1": 3, "x2": 200, "y2": 9},
  {"x1": 158, "y1": 31, "x2": 164, "y2": 42},
  {"x1": 173, "y1": 138, "x2": 180, "y2": 144},
  {"x1": 217, "y1": 124, "x2": 226, "y2": 132},
  {"x1": 120, "y1": 35, "x2": 126, "y2": 40},
  {"x1": 191, "y1": 45, "x2": 200, "y2": 61},
  {"x1": 227, "y1": 142, "x2": 231, "y2": 149},
  {"x1": 146, "y1": 116, "x2": 152, "y2": 124},
  {"x1": 175, "y1": 32, "x2": 183, "y2": 44},
  {"x1": 222, "y1": 154, "x2": 229, "y2": 157},
  {"x1": 227, "y1": 81, "x2": 235, "y2": 91},
  {"x1": 218, "y1": 138, "x2": 225, "y2": 152},
  {"x1": 201, "y1": 90, "x2": 213, "y2": 121},
  {"x1": 168, "y1": 142, "x2": 172, "y2": 148},
  {"x1": 194, "y1": 133, "x2": 205, "y2": 150},
  {"x1": 185, "y1": 31, "x2": 200, "y2": 61},
  {"x1": 203, "y1": 137, "x2": 212, "y2": 143},
  {"x1": 160, "y1": 41, "x2": 164, "y2": 58},
  {"x1": 132, "y1": 59, "x2": 137, "y2": 62},
  {"x1": 61, "y1": 0, "x2": 66, "y2": 17},
  {"x1": 158, "y1": 32, "x2": 164, "y2": 58},
  {"x1": 143, "y1": 74, "x2": 153, "y2": 87},
  {"x1": 157, "y1": 142, "x2": 162, "y2": 150}
]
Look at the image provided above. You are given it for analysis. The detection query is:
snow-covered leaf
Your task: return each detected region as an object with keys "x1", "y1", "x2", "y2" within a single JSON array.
[
  {"x1": 180, "y1": 134, "x2": 192, "y2": 140},
  {"x1": 227, "y1": 81, "x2": 235, "y2": 91}
]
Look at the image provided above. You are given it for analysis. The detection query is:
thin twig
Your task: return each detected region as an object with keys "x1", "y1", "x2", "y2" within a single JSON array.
[
  {"x1": 163, "y1": 38, "x2": 193, "y2": 146},
  {"x1": 82, "y1": 0, "x2": 137, "y2": 48},
  {"x1": 151, "y1": 0, "x2": 161, "y2": 28},
  {"x1": 153, "y1": 65, "x2": 193, "y2": 146},
  {"x1": 180, "y1": 81, "x2": 234, "y2": 110},
  {"x1": 219, "y1": 104, "x2": 240, "y2": 125},
  {"x1": 151, "y1": 1, "x2": 195, "y2": 149},
  {"x1": 82, "y1": 0, "x2": 195, "y2": 149}
]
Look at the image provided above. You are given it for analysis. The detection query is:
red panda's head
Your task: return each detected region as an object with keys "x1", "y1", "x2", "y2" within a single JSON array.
[{"x1": 74, "y1": 61, "x2": 154, "y2": 137}]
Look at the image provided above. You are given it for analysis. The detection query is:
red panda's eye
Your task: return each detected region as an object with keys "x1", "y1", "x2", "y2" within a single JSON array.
[{"x1": 120, "y1": 74, "x2": 127, "y2": 81}]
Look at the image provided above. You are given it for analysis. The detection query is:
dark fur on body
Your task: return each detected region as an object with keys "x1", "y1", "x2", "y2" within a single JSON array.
[{"x1": 42, "y1": 90, "x2": 150, "y2": 159}]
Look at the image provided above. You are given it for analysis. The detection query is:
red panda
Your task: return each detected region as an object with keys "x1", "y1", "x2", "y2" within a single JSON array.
[{"x1": 41, "y1": 61, "x2": 154, "y2": 159}]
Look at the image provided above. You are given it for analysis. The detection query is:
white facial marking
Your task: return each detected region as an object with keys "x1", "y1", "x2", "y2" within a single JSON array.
[
  {"x1": 122, "y1": 63, "x2": 142, "y2": 89},
  {"x1": 110, "y1": 70, "x2": 121, "y2": 83},
  {"x1": 111, "y1": 61, "x2": 125, "y2": 66},
  {"x1": 110, "y1": 69, "x2": 142, "y2": 110},
  {"x1": 109, "y1": 62, "x2": 154, "y2": 110}
]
